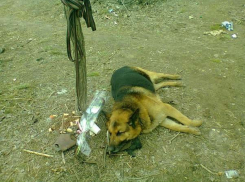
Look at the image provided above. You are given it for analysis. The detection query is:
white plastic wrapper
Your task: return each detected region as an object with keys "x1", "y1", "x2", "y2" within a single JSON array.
[{"x1": 76, "y1": 90, "x2": 107, "y2": 156}]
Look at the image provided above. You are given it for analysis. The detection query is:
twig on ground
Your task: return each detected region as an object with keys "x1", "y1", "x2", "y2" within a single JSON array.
[
  {"x1": 23, "y1": 149, "x2": 53, "y2": 158},
  {"x1": 61, "y1": 115, "x2": 64, "y2": 132},
  {"x1": 168, "y1": 132, "x2": 180, "y2": 144},
  {"x1": 120, "y1": 0, "x2": 130, "y2": 15},
  {"x1": 126, "y1": 172, "x2": 163, "y2": 180},
  {"x1": 17, "y1": 103, "x2": 30, "y2": 112},
  {"x1": 49, "y1": 91, "x2": 56, "y2": 98},
  {"x1": 62, "y1": 152, "x2": 66, "y2": 164},
  {"x1": 162, "y1": 146, "x2": 167, "y2": 153},
  {"x1": 82, "y1": 160, "x2": 97, "y2": 164},
  {"x1": 65, "y1": 104, "x2": 69, "y2": 111},
  {"x1": 108, "y1": 153, "x2": 127, "y2": 156},
  {"x1": 200, "y1": 164, "x2": 218, "y2": 175},
  {"x1": 71, "y1": 168, "x2": 79, "y2": 181},
  {"x1": 103, "y1": 145, "x2": 107, "y2": 168}
]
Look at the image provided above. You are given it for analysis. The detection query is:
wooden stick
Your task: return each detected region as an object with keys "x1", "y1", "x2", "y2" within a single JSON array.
[
  {"x1": 62, "y1": 152, "x2": 66, "y2": 164},
  {"x1": 168, "y1": 132, "x2": 180, "y2": 144},
  {"x1": 162, "y1": 146, "x2": 167, "y2": 154},
  {"x1": 23, "y1": 149, "x2": 53, "y2": 158},
  {"x1": 200, "y1": 164, "x2": 217, "y2": 175},
  {"x1": 103, "y1": 145, "x2": 107, "y2": 168}
]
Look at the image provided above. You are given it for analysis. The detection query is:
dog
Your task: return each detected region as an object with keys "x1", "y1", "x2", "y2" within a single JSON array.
[{"x1": 107, "y1": 66, "x2": 203, "y2": 153}]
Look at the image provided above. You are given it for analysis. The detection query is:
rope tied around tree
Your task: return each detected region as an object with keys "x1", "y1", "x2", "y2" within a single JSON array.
[{"x1": 61, "y1": 0, "x2": 96, "y2": 112}]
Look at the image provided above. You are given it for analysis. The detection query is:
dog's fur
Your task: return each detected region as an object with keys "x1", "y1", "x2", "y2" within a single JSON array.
[{"x1": 107, "y1": 66, "x2": 203, "y2": 152}]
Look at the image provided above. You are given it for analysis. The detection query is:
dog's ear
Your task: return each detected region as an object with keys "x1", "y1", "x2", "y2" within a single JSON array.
[{"x1": 128, "y1": 109, "x2": 139, "y2": 128}]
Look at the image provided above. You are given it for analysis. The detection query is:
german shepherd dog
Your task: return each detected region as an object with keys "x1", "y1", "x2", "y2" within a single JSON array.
[{"x1": 107, "y1": 66, "x2": 203, "y2": 153}]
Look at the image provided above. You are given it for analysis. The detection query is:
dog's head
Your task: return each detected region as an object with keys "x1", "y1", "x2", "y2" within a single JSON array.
[{"x1": 107, "y1": 108, "x2": 142, "y2": 153}]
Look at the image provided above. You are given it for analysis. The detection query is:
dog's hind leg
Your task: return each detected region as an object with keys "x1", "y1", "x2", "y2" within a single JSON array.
[
  {"x1": 154, "y1": 81, "x2": 182, "y2": 90},
  {"x1": 134, "y1": 67, "x2": 181, "y2": 83},
  {"x1": 162, "y1": 103, "x2": 203, "y2": 127},
  {"x1": 160, "y1": 118, "x2": 201, "y2": 135}
]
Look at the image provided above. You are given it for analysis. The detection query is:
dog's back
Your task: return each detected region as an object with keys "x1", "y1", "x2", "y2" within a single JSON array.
[{"x1": 111, "y1": 66, "x2": 155, "y2": 101}]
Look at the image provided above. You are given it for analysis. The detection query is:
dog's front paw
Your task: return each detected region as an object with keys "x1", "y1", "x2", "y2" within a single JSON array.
[
  {"x1": 191, "y1": 120, "x2": 203, "y2": 127},
  {"x1": 190, "y1": 126, "x2": 201, "y2": 135}
]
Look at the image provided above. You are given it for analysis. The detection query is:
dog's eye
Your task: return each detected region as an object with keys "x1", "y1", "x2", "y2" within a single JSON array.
[{"x1": 116, "y1": 131, "x2": 124, "y2": 136}]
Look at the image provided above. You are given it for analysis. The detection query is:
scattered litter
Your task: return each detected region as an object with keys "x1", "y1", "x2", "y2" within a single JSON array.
[
  {"x1": 225, "y1": 170, "x2": 239, "y2": 179},
  {"x1": 108, "y1": 9, "x2": 118, "y2": 16},
  {"x1": 49, "y1": 115, "x2": 57, "y2": 119},
  {"x1": 114, "y1": 21, "x2": 118, "y2": 25},
  {"x1": 222, "y1": 21, "x2": 233, "y2": 31},
  {"x1": 105, "y1": 15, "x2": 110, "y2": 19},
  {"x1": 47, "y1": 115, "x2": 57, "y2": 123},
  {"x1": 66, "y1": 128, "x2": 73, "y2": 133},
  {"x1": 231, "y1": 34, "x2": 237, "y2": 38},
  {"x1": 63, "y1": 113, "x2": 69, "y2": 117},
  {"x1": 54, "y1": 134, "x2": 76, "y2": 151},
  {"x1": 70, "y1": 121, "x2": 75, "y2": 127},
  {"x1": 76, "y1": 90, "x2": 107, "y2": 156},
  {"x1": 204, "y1": 30, "x2": 226, "y2": 36},
  {"x1": 57, "y1": 89, "x2": 67, "y2": 95},
  {"x1": 200, "y1": 164, "x2": 239, "y2": 179},
  {"x1": 189, "y1": 15, "x2": 194, "y2": 19},
  {"x1": 13, "y1": 78, "x2": 17, "y2": 82}
]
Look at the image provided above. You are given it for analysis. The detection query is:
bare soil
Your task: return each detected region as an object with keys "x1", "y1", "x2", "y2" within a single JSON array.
[{"x1": 1, "y1": 0, "x2": 245, "y2": 181}]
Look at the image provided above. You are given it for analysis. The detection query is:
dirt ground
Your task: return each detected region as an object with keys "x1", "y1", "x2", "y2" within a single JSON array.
[{"x1": 1, "y1": 0, "x2": 245, "y2": 181}]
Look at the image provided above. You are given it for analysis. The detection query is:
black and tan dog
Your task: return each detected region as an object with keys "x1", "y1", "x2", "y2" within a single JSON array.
[{"x1": 107, "y1": 66, "x2": 203, "y2": 153}]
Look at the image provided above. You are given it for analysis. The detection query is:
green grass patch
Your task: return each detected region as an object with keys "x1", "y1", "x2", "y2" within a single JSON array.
[
  {"x1": 15, "y1": 83, "x2": 31, "y2": 90},
  {"x1": 211, "y1": 59, "x2": 221, "y2": 63},
  {"x1": 88, "y1": 72, "x2": 100, "y2": 77},
  {"x1": 210, "y1": 24, "x2": 223, "y2": 31}
]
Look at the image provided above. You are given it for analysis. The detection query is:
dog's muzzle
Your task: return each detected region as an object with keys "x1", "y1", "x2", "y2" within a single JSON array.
[{"x1": 106, "y1": 130, "x2": 131, "y2": 153}]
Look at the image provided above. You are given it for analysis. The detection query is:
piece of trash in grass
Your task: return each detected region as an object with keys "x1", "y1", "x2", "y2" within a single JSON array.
[
  {"x1": 63, "y1": 113, "x2": 69, "y2": 117},
  {"x1": 231, "y1": 34, "x2": 237, "y2": 38},
  {"x1": 57, "y1": 89, "x2": 67, "y2": 95},
  {"x1": 222, "y1": 21, "x2": 233, "y2": 31},
  {"x1": 76, "y1": 90, "x2": 107, "y2": 156},
  {"x1": 105, "y1": 15, "x2": 111, "y2": 19},
  {"x1": 204, "y1": 30, "x2": 226, "y2": 36},
  {"x1": 189, "y1": 15, "x2": 194, "y2": 19},
  {"x1": 49, "y1": 115, "x2": 57, "y2": 119},
  {"x1": 54, "y1": 134, "x2": 76, "y2": 151},
  {"x1": 66, "y1": 128, "x2": 73, "y2": 133},
  {"x1": 225, "y1": 170, "x2": 239, "y2": 179},
  {"x1": 47, "y1": 115, "x2": 57, "y2": 122}
]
